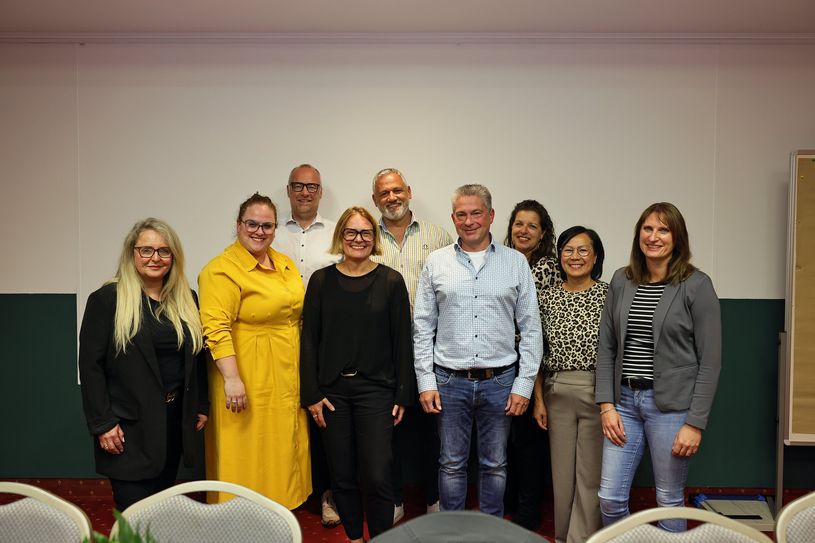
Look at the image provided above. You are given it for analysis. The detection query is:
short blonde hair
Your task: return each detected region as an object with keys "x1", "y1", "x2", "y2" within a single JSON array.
[{"x1": 329, "y1": 206, "x2": 383, "y2": 256}]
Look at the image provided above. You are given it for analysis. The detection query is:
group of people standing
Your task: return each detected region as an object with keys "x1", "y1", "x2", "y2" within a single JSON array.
[{"x1": 79, "y1": 163, "x2": 721, "y2": 543}]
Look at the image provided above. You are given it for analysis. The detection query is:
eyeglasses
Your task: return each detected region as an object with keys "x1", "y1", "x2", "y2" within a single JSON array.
[
  {"x1": 240, "y1": 220, "x2": 277, "y2": 233},
  {"x1": 289, "y1": 182, "x2": 321, "y2": 193},
  {"x1": 561, "y1": 247, "x2": 592, "y2": 257},
  {"x1": 135, "y1": 246, "x2": 172, "y2": 259},
  {"x1": 342, "y1": 228, "x2": 375, "y2": 242}
]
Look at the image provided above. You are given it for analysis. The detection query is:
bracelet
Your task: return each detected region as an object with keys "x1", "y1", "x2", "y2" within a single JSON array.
[{"x1": 599, "y1": 407, "x2": 616, "y2": 415}]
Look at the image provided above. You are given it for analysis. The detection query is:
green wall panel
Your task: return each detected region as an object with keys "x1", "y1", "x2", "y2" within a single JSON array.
[{"x1": 1, "y1": 294, "x2": 812, "y2": 488}]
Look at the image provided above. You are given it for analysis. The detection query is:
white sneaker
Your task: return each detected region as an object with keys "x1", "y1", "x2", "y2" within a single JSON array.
[
  {"x1": 321, "y1": 490, "x2": 341, "y2": 527},
  {"x1": 426, "y1": 500, "x2": 440, "y2": 514},
  {"x1": 393, "y1": 503, "x2": 405, "y2": 524}
]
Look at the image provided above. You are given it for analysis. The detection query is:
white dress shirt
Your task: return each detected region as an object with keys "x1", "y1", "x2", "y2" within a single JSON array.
[{"x1": 272, "y1": 213, "x2": 341, "y2": 287}]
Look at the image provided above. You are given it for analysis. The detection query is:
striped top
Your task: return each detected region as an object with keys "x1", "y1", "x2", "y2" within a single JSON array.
[
  {"x1": 372, "y1": 215, "x2": 454, "y2": 312},
  {"x1": 621, "y1": 283, "x2": 667, "y2": 380}
]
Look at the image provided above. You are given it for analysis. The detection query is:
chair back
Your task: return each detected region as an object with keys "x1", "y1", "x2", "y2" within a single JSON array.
[
  {"x1": 585, "y1": 506, "x2": 773, "y2": 543},
  {"x1": 776, "y1": 490, "x2": 815, "y2": 543},
  {"x1": 0, "y1": 482, "x2": 93, "y2": 543},
  {"x1": 110, "y1": 480, "x2": 301, "y2": 543}
]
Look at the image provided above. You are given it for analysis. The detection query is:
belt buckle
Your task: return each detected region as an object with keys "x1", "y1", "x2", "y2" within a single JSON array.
[
  {"x1": 165, "y1": 391, "x2": 178, "y2": 403},
  {"x1": 340, "y1": 369, "x2": 358, "y2": 377}
]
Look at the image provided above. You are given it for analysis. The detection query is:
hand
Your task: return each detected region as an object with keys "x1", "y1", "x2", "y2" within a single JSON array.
[
  {"x1": 223, "y1": 376, "x2": 247, "y2": 413},
  {"x1": 672, "y1": 424, "x2": 702, "y2": 457},
  {"x1": 308, "y1": 398, "x2": 335, "y2": 429},
  {"x1": 195, "y1": 413, "x2": 208, "y2": 431},
  {"x1": 533, "y1": 399, "x2": 548, "y2": 430},
  {"x1": 99, "y1": 424, "x2": 125, "y2": 454},
  {"x1": 419, "y1": 391, "x2": 442, "y2": 414},
  {"x1": 505, "y1": 393, "x2": 529, "y2": 416},
  {"x1": 392, "y1": 405, "x2": 406, "y2": 426},
  {"x1": 600, "y1": 404, "x2": 626, "y2": 446}
]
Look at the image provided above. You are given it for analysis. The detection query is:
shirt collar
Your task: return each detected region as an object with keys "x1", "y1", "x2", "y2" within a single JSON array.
[
  {"x1": 229, "y1": 240, "x2": 291, "y2": 273},
  {"x1": 378, "y1": 212, "x2": 418, "y2": 236},
  {"x1": 283, "y1": 212, "x2": 327, "y2": 229},
  {"x1": 454, "y1": 233, "x2": 496, "y2": 253}
]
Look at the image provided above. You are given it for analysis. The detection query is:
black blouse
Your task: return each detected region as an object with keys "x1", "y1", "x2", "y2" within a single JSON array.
[
  {"x1": 300, "y1": 264, "x2": 416, "y2": 407},
  {"x1": 146, "y1": 297, "x2": 185, "y2": 394}
]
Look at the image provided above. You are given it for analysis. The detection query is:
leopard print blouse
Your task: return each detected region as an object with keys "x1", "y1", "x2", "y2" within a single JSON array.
[{"x1": 540, "y1": 281, "x2": 609, "y2": 372}]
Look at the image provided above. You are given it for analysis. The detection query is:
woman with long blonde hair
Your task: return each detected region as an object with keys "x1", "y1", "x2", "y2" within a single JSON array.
[{"x1": 79, "y1": 218, "x2": 209, "y2": 511}]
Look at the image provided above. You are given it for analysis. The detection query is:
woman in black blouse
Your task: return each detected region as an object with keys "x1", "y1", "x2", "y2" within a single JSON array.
[
  {"x1": 79, "y1": 218, "x2": 208, "y2": 511},
  {"x1": 300, "y1": 206, "x2": 414, "y2": 542}
]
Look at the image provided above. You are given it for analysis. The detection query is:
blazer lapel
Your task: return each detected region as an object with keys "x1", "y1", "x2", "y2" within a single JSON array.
[
  {"x1": 653, "y1": 282, "x2": 680, "y2": 349},
  {"x1": 620, "y1": 279, "x2": 637, "y2": 342},
  {"x1": 183, "y1": 329, "x2": 195, "y2": 386},
  {"x1": 134, "y1": 327, "x2": 164, "y2": 389}
]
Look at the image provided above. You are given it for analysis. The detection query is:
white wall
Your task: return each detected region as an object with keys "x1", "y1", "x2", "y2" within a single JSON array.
[{"x1": 1, "y1": 40, "x2": 814, "y2": 301}]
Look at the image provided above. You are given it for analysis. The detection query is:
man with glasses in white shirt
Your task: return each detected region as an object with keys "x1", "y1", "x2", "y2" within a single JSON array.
[{"x1": 272, "y1": 163, "x2": 341, "y2": 527}]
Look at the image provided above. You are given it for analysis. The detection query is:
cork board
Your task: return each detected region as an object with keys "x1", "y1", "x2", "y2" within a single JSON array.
[{"x1": 789, "y1": 151, "x2": 815, "y2": 442}]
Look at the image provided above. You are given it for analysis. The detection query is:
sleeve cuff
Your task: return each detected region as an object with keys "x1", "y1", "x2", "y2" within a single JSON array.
[
  {"x1": 511, "y1": 377, "x2": 534, "y2": 399},
  {"x1": 417, "y1": 372, "x2": 438, "y2": 394}
]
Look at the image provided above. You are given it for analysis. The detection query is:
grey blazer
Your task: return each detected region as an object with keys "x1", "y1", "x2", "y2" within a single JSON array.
[{"x1": 595, "y1": 268, "x2": 721, "y2": 429}]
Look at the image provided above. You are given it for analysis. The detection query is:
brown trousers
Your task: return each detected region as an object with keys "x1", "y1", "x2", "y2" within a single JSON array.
[{"x1": 544, "y1": 370, "x2": 603, "y2": 543}]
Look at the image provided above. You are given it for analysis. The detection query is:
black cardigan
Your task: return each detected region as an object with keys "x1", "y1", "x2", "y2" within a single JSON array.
[{"x1": 300, "y1": 264, "x2": 416, "y2": 407}]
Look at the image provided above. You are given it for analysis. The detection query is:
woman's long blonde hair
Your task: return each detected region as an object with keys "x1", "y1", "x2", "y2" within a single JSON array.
[{"x1": 108, "y1": 218, "x2": 203, "y2": 355}]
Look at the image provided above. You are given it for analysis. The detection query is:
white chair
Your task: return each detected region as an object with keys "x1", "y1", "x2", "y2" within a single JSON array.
[
  {"x1": 776, "y1": 490, "x2": 815, "y2": 543},
  {"x1": 586, "y1": 506, "x2": 773, "y2": 543},
  {"x1": 0, "y1": 481, "x2": 93, "y2": 543},
  {"x1": 110, "y1": 480, "x2": 301, "y2": 543}
]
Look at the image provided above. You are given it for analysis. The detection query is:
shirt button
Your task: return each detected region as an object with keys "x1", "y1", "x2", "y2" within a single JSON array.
[
  {"x1": 475, "y1": 334, "x2": 478, "y2": 338},
  {"x1": 474, "y1": 295, "x2": 478, "y2": 298},
  {"x1": 474, "y1": 315, "x2": 478, "y2": 318}
]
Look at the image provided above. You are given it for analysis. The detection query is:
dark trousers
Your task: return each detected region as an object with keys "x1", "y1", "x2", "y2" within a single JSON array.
[
  {"x1": 392, "y1": 404, "x2": 440, "y2": 506},
  {"x1": 322, "y1": 376, "x2": 395, "y2": 540},
  {"x1": 110, "y1": 399, "x2": 183, "y2": 512},
  {"x1": 309, "y1": 417, "x2": 333, "y2": 496},
  {"x1": 504, "y1": 395, "x2": 551, "y2": 530}
]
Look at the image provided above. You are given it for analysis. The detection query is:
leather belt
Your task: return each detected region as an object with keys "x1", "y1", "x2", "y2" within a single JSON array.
[
  {"x1": 340, "y1": 368, "x2": 358, "y2": 377},
  {"x1": 621, "y1": 377, "x2": 653, "y2": 390},
  {"x1": 437, "y1": 364, "x2": 516, "y2": 381}
]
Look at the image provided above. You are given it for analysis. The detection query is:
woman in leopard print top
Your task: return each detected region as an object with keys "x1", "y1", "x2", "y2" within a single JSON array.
[
  {"x1": 502, "y1": 199, "x2": 557, "y2": 530},
  {"x1": 533, "y1": 225, "x2": 608, "y2": 543}
]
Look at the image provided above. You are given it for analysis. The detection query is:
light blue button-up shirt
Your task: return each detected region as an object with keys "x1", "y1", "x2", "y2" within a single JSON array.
[{"x1": 413, "y1": 236, "x2": 543, "y2": 399}]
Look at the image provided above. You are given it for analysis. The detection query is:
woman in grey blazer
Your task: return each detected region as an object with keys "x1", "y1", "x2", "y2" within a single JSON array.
[{"x1": 595, "y1": 202, "x2": 721, "y2": 533}]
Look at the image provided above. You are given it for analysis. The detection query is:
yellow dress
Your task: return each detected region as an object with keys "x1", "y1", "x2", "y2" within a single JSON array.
[{"x1": 198, "y1": 241, "x2": 311, "y2": 508}]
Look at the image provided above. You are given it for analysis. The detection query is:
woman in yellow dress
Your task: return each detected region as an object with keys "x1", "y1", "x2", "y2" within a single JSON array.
[{"x1": 198, "y1": 192, "x2": 311, "y2": 507}]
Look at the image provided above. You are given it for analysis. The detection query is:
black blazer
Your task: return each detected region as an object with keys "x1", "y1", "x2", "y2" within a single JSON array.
[{"x1": 79, "y1": 283, "x2": 209, "y2": 480}]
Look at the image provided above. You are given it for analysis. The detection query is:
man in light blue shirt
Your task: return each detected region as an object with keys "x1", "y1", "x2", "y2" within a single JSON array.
[{"x1": 413, "y1": 184, "x2": 543, "y2": 517}]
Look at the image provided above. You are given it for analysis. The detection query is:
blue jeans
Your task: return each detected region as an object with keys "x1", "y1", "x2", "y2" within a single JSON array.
[
  {"x1": 435, "y1": 365, "x2": 514, "y2": 517},
  {"x1": 598, "y1": 386, "x2": 690, "y2": 532}
]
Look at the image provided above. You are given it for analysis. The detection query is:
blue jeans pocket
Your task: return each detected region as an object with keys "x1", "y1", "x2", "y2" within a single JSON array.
[{"x1": 434, "y1": 367, "x2": 453, "y2": 386}]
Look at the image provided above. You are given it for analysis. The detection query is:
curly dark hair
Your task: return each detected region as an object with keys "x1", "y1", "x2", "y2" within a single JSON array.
[{"x1": 504, "y1": 199, "x2": 556, "y2": 264}]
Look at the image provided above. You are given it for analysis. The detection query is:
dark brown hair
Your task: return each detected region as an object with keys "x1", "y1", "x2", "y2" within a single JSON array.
[
  {"x1": 503, "y1": 199, "x2": 556, "y2": 264},
  {"x1": 625, "y1": 202, "x2": 696, "y2": 285}
]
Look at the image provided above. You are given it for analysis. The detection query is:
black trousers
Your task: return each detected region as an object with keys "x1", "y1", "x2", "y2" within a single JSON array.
[
  {"x1": 504, "y1": 395, "x2": 551, "y2": 530},
  {"x1": 308, "y1": 416, "x2": 333, "y2": 497},
  {"x1": 322, "y1": 376, "x2": 395, "y2": 540},
  {"x1": 109, "y1": 399, "x2": 183, "y2": 512},
  {"x1": 392, "y1": 403, "x2": 440, "y2": 506}
]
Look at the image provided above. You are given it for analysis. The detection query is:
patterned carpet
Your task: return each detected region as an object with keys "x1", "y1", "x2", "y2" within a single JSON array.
[{"x1": 1, "y1": 479, "x2": 799, "y2": 542}]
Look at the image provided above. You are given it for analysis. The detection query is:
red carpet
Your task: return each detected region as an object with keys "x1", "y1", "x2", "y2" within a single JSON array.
[{"x1": 1, "y1": 479, "x2": 804, "y2": 541}]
